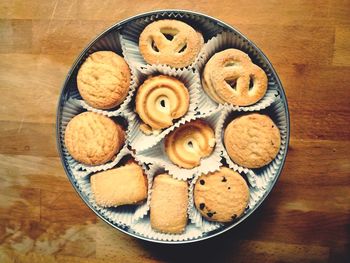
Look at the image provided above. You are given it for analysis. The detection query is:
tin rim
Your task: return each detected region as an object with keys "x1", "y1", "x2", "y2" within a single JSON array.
[{"x1": 56, "y1": 9, "x2": 290, "y2": 244}]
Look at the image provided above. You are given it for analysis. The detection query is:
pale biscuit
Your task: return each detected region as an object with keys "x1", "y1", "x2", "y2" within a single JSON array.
[
  {"x1": 77, "y1": 51, "x2": 131, "y2": 109},
  {"x1": 164, "y1": 120, "x2": 215, "y2": 169},
  {"x1": 194, "y1": 167, "x2": 249, "y2": 222},
  {"x1": 224, "y1": 113, "x2": 281, "y2": 168},
  {"x1": 150, "y1": 174, "x2": 188, "y2": 234},
  {"x1": 139, "y1": 19, "x2": 203, "y2": 68},
  {"x1": 91, "y1": 161, "x2": 147, "y2": 207},
  {"x1": 202, "y1": 49, "x2": 267, "y2": 106},
  {"x1": 135, "y1": 75, "x2": 189, "y2": 133},
  {"x1": 64, "y1": 112, "x2": 125, "y2": 165}
]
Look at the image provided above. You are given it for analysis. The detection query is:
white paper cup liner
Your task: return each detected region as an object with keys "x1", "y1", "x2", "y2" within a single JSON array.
[
  {"x1": 120, "y1": 11, "x2": 224, "y2": 71},
  {"x1": 218, "y1": 98, "x2": 288, "y2": 190},
  {"x1": 126, "y1": 65, "x2": 201, "y2": 152},
  {"x1": 136, "y1": 109, "x2": 223, "y2": 180},
  {"x1": 196, "y1": 31, "x2": 280, "y2": 113},
  {"x1": 70, "y1": 149, "x2": 151, "y2": 228},
  {"x1": 59, "y1": 98, "x2": 131, "y2": 175},
  {"x1": 130, "y1": 219, "x2": 204, "y2": 242}
]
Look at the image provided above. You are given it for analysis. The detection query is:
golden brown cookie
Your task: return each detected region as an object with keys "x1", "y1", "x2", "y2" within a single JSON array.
[
  {"x1": 64, "y1": 112, "x2": 125, "y2": 165},
  {"x1": 164, "y1": 120, "x2": 215, "y2": 169},
  {"x1": 77, "y1": 51, "x2": 131, "y2": 109},
  {"x1": 194, "y1": 167, "x2": 249, "y2": 222},
  {"x1": 91, "y1": 161, "x2": 147, "y2": 207},
  {"x1": 139, "y1": 19, "x2": 204, "y2": 68},
  {"x1": 224, "y1": 113, "x2": 281, "y2": 168},
  {"x1": 202, "y1": 49, "x2": 267, "y2": 106},
  {"x1": 150, "y1": 174, "x2": 188, "y2": 234},
  {"x1": 135, "y1": 75, "x2": 189, "y2": 133}
]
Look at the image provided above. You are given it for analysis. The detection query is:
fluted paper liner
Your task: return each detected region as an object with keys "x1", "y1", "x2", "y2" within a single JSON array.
[
  {"x1": 125, "y1": 64, "x2": 201, "y2": 152},
  {"x1": 136, "y1": 109, "x2": 223, "y2": 180},
  {"x1": 60, "y1": 98, "x2": 130, "y2": 175},
  {"x1": 218, "y1": 99, "x2": 288, "y2": 190},
  {"x1": 196, "y1": 31, "x2": 280, "y2": 114},
  {"x1": 120, "y1": 11, "x2": 224, "y2": 72}
]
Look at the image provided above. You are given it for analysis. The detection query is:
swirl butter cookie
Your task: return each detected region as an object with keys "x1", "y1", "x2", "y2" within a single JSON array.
[
  {"x1": 202, "y1": 49, "x2": 267, "y2": 106},
  {"x1": 91, "y1": 161, "x2": 147, "y2": 207},
  {"x1": 194, "y1": 167, "x2": 249, "y2": 222},
  {"x1": 64, "y1": 112, "x2": 125, "y2": 165},
  {"x1": 224, "y1": 113, "x2": 281, "y2": 168},
  {"x1": 139, "y1": 19, "x2": 204, "y2": 68},
  {"x1": 77, "y1": 51, "x2": 131, "y2": 109},
  {"x1": 150, "y1": 174, "x2": 188, "y2": 234},
  {"x1": 135, "y1": 75, "x2": 189, "y2": 134},
  {"x1": 164, "y1": 120, "x2": 215, "y2": 169}
]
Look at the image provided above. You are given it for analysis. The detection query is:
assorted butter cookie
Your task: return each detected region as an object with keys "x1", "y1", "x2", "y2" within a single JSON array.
[
  {"x1": 135, "y1": 75, "x2": 190, "y2": 134},
  {"x1": 150, "y1": 173, "x2": 188, "y2": 234},
  {"x1": 202, "y1": 48, "x2": 267, "y2": 106},
  {"x1": 139, "y1": 19, "x2": 204, "y2": 68},
  {"x1": 224, "y1": 113, "x2": 281, "y2": 168},
  {"x1": 194, "y1": 167, "x2": 249, "y2": 223},
  {"x1": 63, "y1": 18, "x2": 284, "y2": 237},
  {"x1": 91, "y1": 160, "x2": 147, "y2": 207},
  {"x1": 77, "y1": 51, "x2": 131, "y2": 109},
  {"x1": 64, "y1": 112, "x2": 125, "y2": 166},
  {"x1": 164, "y1": 120, "x2": 215, "y2": 169}
]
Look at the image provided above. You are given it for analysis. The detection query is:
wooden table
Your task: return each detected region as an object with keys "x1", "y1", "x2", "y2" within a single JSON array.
[{"x1": 0, "y1": 1, "x2": 349, "y2": 262}]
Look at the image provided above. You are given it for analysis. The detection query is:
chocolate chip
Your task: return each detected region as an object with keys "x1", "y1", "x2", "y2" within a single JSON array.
[
  {"x1": 222, "y1": 176, "x2": 227, "y2": 182},
  {"x1": 207, "y1": 212, "x2": 216, "y2": 218},
  {"x1": 231, "y1": 214, "x2": 237, "y2": 220},
  {"x1": 271, "y1": 140, "x2": 274, "y2": 145},
  {"x1": 272, "y1": 125, "x2": 274, "y2": 128},
  {"x1": 199, "y1": 203, "x2": 205, "y2": 210},
  {"x1": 200, "y1": 180, "x2": 205, "y2": 185},
  {"x1": 228, "y1": 187, "x2": 231, "y2": 190}
]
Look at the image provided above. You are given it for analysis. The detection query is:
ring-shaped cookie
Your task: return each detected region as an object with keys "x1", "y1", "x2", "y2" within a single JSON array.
[
  {"x1": 164, "y1": 120, "x2": 215, "y2": 169},
  {"x1": 135, "y1": 75, "x2": 190, "y2": 133}
]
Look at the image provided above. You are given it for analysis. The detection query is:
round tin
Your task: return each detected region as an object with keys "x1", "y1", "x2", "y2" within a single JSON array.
[{"x1": 56, "y1": 9, "x2": 290, "y2": 244}]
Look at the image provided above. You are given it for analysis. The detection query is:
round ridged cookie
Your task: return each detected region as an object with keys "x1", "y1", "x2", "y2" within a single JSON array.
[
  {"x1": 224, "y1": 113, "x2": 281, "y2": 168},
  {"x1": 135, "y1": 75, "x2": 189, "y2": 133},
  {"x1": 64, "y1": 112, "x2": 125, "y2": 165},
  {"x1": 194, "y1": 167, "x2": 249, "y2": 222},
  {"x1": 202, "y1": 49, "x2": 267, "y2": 106},
  {"x1": 77, "y1": 51, "x2": 131, "y2": 109},
  {"x1": 139, "y1": 19, "x2": 204, "y2": 68},
  {"x1": 164, "y1": 120, "x2": 215, "y2": 169}
]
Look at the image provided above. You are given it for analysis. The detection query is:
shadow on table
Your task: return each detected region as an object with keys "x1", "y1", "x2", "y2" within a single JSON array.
[{"x1": 136, "y1": 199, "x2": 273, "y2": 263}]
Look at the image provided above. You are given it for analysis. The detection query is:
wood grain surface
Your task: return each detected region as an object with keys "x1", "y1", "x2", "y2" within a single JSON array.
[{"x1": 0, "y1": 1, "x2": 349, "y2": 262}]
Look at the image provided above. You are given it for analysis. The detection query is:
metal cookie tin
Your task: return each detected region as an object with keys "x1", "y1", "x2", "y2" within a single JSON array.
[{"x1": 56, "y1": 9, "x2": 290, "y2": 244}]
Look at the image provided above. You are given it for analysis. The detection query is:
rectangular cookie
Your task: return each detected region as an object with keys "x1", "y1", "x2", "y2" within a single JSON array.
[
  {"x1": 150, "y1": 173, "x2": 188, "y2": 234},
  {"x1": 90, "y1": 162, "x2": 147, "y2": 207}
]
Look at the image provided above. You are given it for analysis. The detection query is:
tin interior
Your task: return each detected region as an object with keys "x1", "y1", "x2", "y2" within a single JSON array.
[{"x1": 56, "y1": 9, "x2": 290, "y2": 244}]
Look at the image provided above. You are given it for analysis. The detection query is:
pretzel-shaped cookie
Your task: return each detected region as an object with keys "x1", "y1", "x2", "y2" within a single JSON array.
[
  {"x1": 164, "y1": 120, "x2": 215, "y2": 169},
  {"x1": 202, "y1": 49, "x2": 267, "y2": 106},
  {"x1": 135, "y1": 75, "x2": 189, "y2": 133},
  {"x1": 139, "y1": 20, "x2": 204, "y2": 68}
]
